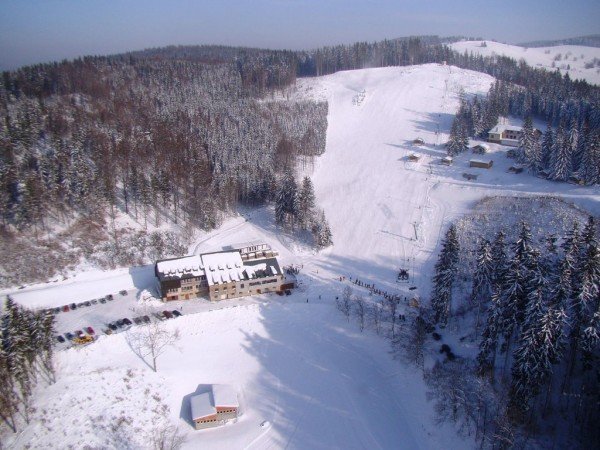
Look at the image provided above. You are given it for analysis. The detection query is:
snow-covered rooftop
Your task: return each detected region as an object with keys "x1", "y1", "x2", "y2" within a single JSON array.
[
  {"x1": 156, "y1": 255, "x2": 204, "y2": 278},
  {"x1": 190, "y1": 391, "x2": 216, "y2": 420},
  {"x1": 244, "y1": 257, "x2": 281, "y2": 279},
  {"x1": 201, "y1": 251, "x2": 245, "y2": 286},
  {"x1": 489, "y1": 124, "x2": 522, "y2": 134},
  {"x1": 212, "y1": 385, "x2": 238, "y2": 408}
]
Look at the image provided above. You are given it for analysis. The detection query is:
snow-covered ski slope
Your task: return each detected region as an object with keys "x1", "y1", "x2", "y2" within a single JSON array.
[
  {"x1": 5, "y1": 64, "x2": 600, "y2": 449},
  {"x1": 449, "y1": 40, "x2": 600, "y2": 85}
]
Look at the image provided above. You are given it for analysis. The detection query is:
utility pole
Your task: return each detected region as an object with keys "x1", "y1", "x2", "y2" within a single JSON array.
[{"x1": 412, "y1": 222, "x2": 418, "y2": 241}]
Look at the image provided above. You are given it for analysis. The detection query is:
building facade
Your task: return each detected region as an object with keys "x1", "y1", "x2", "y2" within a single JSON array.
[{"x1": 155, "y1": 243, "x2": 286, "y2": 302}]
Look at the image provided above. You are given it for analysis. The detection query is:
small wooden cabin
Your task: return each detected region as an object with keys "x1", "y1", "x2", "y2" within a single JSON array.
[
  {"x1": 469, "y1": 159, "x2": 493, "y2": 169},
  {"x1": 508, "y1": 165, "x2": 524, "y2": 174},
  {"x1": 471, "y1": 144, "x2": 490, "y2": 154},
  {"x1": 462, "y1": 173, "x2": 478, "y2": 181},
  {"x1": 440, "y1": 156, "x2": 453, "y2": 166},
  {"x1": 407, "y1": 153, "x2": 420, "y2": 162},
  {"x1": 413, "y1": 137, "x2": 425, "y2": 145}
]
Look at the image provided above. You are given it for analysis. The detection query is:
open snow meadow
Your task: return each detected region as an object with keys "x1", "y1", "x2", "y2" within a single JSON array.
[{"x1": 3, "y1": 63, "x2": 600, "y2": 449}]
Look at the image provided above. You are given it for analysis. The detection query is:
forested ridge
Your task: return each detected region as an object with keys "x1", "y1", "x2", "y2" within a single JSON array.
[{"x1": 1, "y1": 36, "x2": 599, "y2": 290}]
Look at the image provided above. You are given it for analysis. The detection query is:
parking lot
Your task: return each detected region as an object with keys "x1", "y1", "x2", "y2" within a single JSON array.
[{"x1": 50, "y1": 288, "x2": 289, "y2": 349}]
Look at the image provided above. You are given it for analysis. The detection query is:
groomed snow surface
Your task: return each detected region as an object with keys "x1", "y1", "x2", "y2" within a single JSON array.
[{"x1": 4, "y1": 63, "x2": 600, "y2": 449}]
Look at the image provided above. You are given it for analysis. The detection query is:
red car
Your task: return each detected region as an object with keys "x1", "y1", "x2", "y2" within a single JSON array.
[
  {"x1": 62, "y1": 305, "x2": 70, "y2": 312},
  {"x1": 162, "y1": 310, "x2": 174, "y2": 319},
  {"x1": 86, "y1": 326, "x2": 95, "y2": 335}
]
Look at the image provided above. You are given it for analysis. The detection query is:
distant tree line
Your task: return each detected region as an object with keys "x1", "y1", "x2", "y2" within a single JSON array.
[{"x1": 0, "y1": 297, "x2": 56, "y2": 433}]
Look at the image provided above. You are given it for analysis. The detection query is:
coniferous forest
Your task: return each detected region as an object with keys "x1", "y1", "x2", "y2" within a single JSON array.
[{"x1": 427, "y1": 202, "x2": 600, "y2": 449}]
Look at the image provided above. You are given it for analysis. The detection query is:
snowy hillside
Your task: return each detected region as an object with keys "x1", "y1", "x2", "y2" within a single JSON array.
[
  {"x1": 449, "y1": 40, "x2": 600, "y2": 85},
  {"x1": 4, "y1": 64, "x2": 600, "y2": 449}
]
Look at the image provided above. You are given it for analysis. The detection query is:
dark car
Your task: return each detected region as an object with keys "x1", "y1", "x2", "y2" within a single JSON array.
[
  {"x1": 86, "y1": 326, "x2": 95, "y2": 335},
  {"x1": 77, "y1": 302, "x2": 84, "y2": 308},
  {"x1": 84, "y1": 301, "x2": 91, "y2": 307},
  {"x1": 285, "y1": 290, "x2": 292, "y2": 296},
  {"x1": 53, "y1": 307, "x2": 61, "y2": 314},
  {"x1": 163, "y1": 310, "x2": 173, "y2": 319},
  {"x1": 123, "y1": 318, "x2": 132, "y2": 326},
  {"x1": 108, "y1": 323, "x2": 118, "y2": 331},
  {"x1": 65, "y1": 332, "x2": 75, "y2": 340},
  {"x1": 276, "y1": 291, "x2": 284, "y2": 296},
  {"x1": 99, "y1": 298, "x2": 107, "y2": 304},
  {"x1": 62, "y1": 305, "x2": 70, "y2": 312},
  {"x1": 133, "y1": 317, "x2": 142, "y2": 325},
  {"x1": 172, "y1": 310, "x2": 182, "y2": 317},
  {"x1": 56, "y1": 335, "x2": 66, "y2": 343},
  {"x1": 106, "y1": 294, "x2": 114, "y2": 301},
  {"x1": 70, "y1": 303, "x2": 77, "y2": 310},
  {"x1": 119, "y1": 290, "x2": 127, "y2": 296},
  {"x1": 116, "y1": 319, "x2": 125, "y2": 327},
  {"x1": 142, "y1": 315, "x2": 151, "y2": 323},
  {"x1": 91, "y1": 299, "x2": 98, "y2": 305}
]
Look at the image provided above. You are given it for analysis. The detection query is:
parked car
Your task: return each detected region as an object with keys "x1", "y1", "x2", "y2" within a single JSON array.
[
  {"x1": 91, "y1": 299, "x2": 98, "y2": 305},
  {"x1": 104, "y1": 329, "x2": 113, "y2": 335},
  {"x1": 108, "y1": 323, "x2": 118, "y2": 331},
  {"x1": 99, "y1": 298, "x2": 107, "y2": 304},
  {"x1": 172, "y1": 310, "x2": 182, "y2": 317},
  {"x1": 56, "y1": 335, "x2": 66, "y2": 343},
  {"x1": 86, "y1": 326, "x2": 95, "y2": 335},
  {"x1": 53, "y1": 307, "x2": 61, "y2": 314},
  {"x1": 119, "y1": 290, "x2": 127, "y2": 296},
  {"x1": 162, "y1": 310, "x2": 174, "y2": 319},
  {"x1": 285, "y1": 290, "x2": 292, "y2": 296},
  {"x1": 75, "y1": 330, "x2": 84, "y2": 338},
  {"x1": 70, "y1": 303, "x2": 77, "y2": 310},
  {"x1": 123, "y1": 318, "x2": 132, "y2": 326},
  {"x1": 106, "y1": 294, "x2": 114, "y2": 301},
  {"x1": 65, "y1": 332, "x2": 75, "y2": 340},
  {"x1": 62, "y1": 305, "x2": 70, "y2": 312},
  {"x1": 116, "y1": 319, "x2": 125, "y2": 327},
  {"x1": 77, "y1": 302, "x2": 84, "y2": 308},
  {"x1": 277, "y1": 291, "x2": 284, "y2": 296},
  {"x1": 142, "y1": 315, "x2": 151, "y2": 323},
  {"x1": 133, "y1": 317, "x2": 142, "y2": 325},
  {"x1": 84, "y1": 301, "x2": 91, "y2": 307}
]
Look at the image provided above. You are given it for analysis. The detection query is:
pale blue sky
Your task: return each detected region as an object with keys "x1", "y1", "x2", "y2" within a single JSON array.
[{"x1": 0, "y1": 0, "x2": 598, "y2": 70}]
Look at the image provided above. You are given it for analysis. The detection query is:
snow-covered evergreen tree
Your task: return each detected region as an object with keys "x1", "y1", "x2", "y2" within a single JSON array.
[
  {"x1": 549, "y1": 122, "x2": 572, "y2": 181},
  {"x1": 311, "y1": 208, "x2": 333, "y2": 249},
  {"x1": 275, "y1": 169, "x2": 298, "y2": 228},
  {"x1": 431, "y1": 224, "x2": 460, "y2": 326},
  {"x1": 297, "y1": 176, "x2": 316, "y2": 230}
]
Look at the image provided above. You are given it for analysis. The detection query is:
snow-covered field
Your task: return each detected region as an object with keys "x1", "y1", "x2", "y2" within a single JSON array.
[
  {"x1": 3, "y1": 63, "x2": 600, "y2": 449},
  {"x1": 449, "y1": 40, "x2": 600, "y2": 85}
]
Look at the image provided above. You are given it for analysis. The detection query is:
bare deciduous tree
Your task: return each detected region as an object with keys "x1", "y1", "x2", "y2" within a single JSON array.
[
  {"x1": 370, "y1": 302, "x2": 382, "y2": 335},
  {"x1": 337, "y1": 286, "x2": 353, "y2": 322},
  {"x1": 354, "y1": 295, "x2": 366, "y2": 332},
  {"x1": 127, "y1": 320, "x2": 180, "y2": 372},
  {"x1": 150, "y1": 423, "x2": 186, "y2": 450}
]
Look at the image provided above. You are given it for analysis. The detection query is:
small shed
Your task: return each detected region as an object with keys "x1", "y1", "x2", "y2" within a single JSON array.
[
  {"x1": 471, "y1": 144, "x2": 490, "y2": 154},
  {"x1": 462, "y1": 173, "x2": 478, "y2": 181},
  {"x1": 508, "y1": 165, "x2": 524, "y2": 174},
  {"x1": 440, "y1": 156, "x2": 453, "y2": 166},
  {"x1": 191, "y1": 392, "x2": 219, "y2": 430},
  {"x1": 568, "y1": 175, "x2": 584, "y2": 186},
  {"x1": 213, "y1": 384, "x2": 239, "y2": 421},
  {"x1": 407, "y1": 153, "x2": 420, "y2": 162},
  {"x1": 413, "y1": 137, "x2": 425, "y2": 145},
  {"x1": 469, "y1": 159, "x2": 493, "y2": 169}
]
